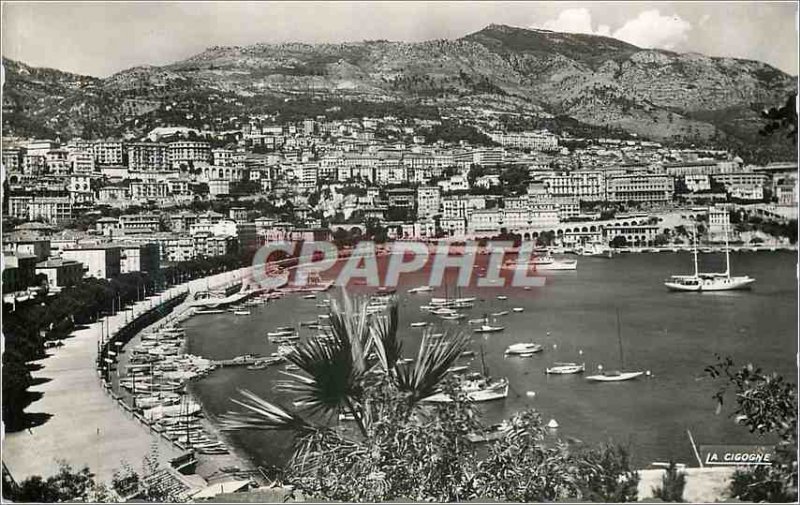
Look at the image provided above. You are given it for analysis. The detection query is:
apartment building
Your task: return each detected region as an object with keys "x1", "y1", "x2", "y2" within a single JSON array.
[
  {"x1": 130, "y1": 180, "x2": 170, "y2": 200},
  {"x1": 75, "y1": 141, "x2": 125, "y2": 166},
  {"x1": 69, "y1": 150, "x2": 96, "y2": 173},
  {"x1": 61, "y1": 245, "x2": 122, "y2": 279},
  {"x1": 544, "y1": 171, "x2": 606, "y2": 202},
  {"x1": 120, "y1": 243, "x2": 161, "y2": 274},
  {"x1": 2, "y1": 147, "x2": 23, "y2": 172},
  {"x1": 417, "y1": 186, "x2": 441, "y2": 219},
  {"x1": 168, "y1": 141, "x2": 211, "y2": 169},
  {"x1": 490, "y1": 131, "x2": 559, "y2": 151},
  {"x1": 35, "y1": 257, "x2": 85, "y2": 289},
  {"x1": 606, "y1": 174, "x2": 674, "y2": 203},
  {"x1": 45, "y1": 149, "x2": 70, "y2": 175},
  {"x1": 602, "y1": 224, "x2": 660, "y2": 246},
  {"x1": 119, "y1": 213, "x2": 161, "y2": 234},
  {"x1": 212, "y1": 148, "x2": 236, "y2": 167},
  {"x1": 442, "y1": 195, "x2": 486, "y2": 219},
  {"x1": 127, "y1": 142, "x2": 169, "y2": 171},
  {"x1": 25, "y1": 197, "x2": 74, "y2": 224}
]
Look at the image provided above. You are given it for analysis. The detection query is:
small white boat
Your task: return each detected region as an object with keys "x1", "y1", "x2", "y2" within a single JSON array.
[
  {"x1": 468, "y1": 318, "x2": 488, "y2": 325},
  {"x1": 233, "y1": 310, "x2": 251, "y2": 316},
  {"x1": 496, "y1": 295, "x2": 508, "y2": 300},
  {"x1": 195, "y1": 309, "x2": 224, "y2": 315},
  {"x1": 408, "y1": 285, "x2": 434, "y2": 294},
  {"x1": 505, "y1": 343, "x2": 543, "y2": 355},
  {"x1": 512, "y1": 307, "x2": 524, "y2": 313},
  {"x1": 585, "y1": 371, "x2": 644, "y2": 382},
  {"x1": 410, "y1": 321, "x2": 428, "y2": 328},
  {"x1": 303, "y1": 294, "x2": 317, "y2": 299},
  {"x1": 431, "y1": 296, "x2": 476, "y2": 305},
  {"x1": 439, "y1": 313, "x2": 466, "y2": 321},
  {"x1": 267, "y1": 330, "x2": 296, "y2": 338},
  {"x1": 545, "y1": 362, "x2": 585, "y2": 374},
  {"x1": 490, "y1": 310, "x2": 509, "y2": 317},
  {"x1": 533, "y1": 257, "x2": 578, "y2": 271},
  {"x1": 474, "y1": 324, "x2": 504, "y2": 334}
]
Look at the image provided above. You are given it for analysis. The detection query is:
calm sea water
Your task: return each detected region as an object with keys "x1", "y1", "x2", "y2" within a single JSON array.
[{"x1": 184, "y1": 251, "x2": 797, "y2": 468}]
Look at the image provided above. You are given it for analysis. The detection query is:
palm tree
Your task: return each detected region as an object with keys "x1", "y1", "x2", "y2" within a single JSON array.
[{"x1": 220, "y1": 289, "x2": 471, "y2": 462}]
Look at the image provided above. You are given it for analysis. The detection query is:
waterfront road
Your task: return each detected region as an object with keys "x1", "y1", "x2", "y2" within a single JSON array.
[{"x1": 2, "y1": 268, "x2": 248, "y2": 484}]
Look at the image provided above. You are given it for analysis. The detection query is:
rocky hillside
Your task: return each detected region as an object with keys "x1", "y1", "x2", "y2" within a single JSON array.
[{"x1": 2, "y1": 24, "x2": 796, "y2": 158}]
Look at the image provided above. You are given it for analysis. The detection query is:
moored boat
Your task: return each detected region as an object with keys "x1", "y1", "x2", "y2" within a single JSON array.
[
  {"x1": 664, "y1": 225, "x2": 755, "y2": 292},
  {"x1": 505, "y1": 343, "x2": 543, "y2": 355},
  {"x1": 474, "y1": 324, "x2": 504, "y2": 334},
  {"x1": 585, "y1": 370, "x2": 644, "y2": 382},
  {"x1": 545, "y1": 362, "x2": 585, "y2": 374}
]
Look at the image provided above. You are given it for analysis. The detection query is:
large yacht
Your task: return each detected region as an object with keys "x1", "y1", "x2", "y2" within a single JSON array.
[
  {"x1": 501, "y1": 251, "x2": 577, "y2": 271},
  {"x1": 664, "y1": 224, "x2": 755, "y2": 292}
]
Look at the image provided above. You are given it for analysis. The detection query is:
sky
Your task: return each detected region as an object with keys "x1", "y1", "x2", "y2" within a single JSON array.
[{"x1": 2, "y1": 1, "x2": 798, "y2": 77}]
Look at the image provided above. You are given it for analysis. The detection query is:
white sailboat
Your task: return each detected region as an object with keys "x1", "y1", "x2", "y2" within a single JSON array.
[
  {"x1": 664, "y1": 223, "x2": 755, "y2": 292},
  {"x1": 586, "y1": 309, "x2": 644, "y2": 382}
]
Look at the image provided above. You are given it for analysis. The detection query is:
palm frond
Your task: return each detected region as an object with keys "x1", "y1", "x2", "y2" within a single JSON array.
[
  {"x1": 395, "y1": 328, "x2": 471, "y2": 403},
  {"x1": 370, "y1": 301, "x2": 402, "y2": 374},
  {"x1": 328, "y1": 291, "x2": 372, "y2": 377},
  {"x1": 278, "y1": 319, "x2": 366, "y2": 416},
  {"x1": 219, "y1": 389, "x2": 319, "y2": 435}
]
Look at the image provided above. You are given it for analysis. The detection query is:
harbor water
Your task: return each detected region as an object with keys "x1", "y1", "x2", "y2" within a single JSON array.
[{"x1": 184, "y1": 251, "x2": 797, "y2": 468}]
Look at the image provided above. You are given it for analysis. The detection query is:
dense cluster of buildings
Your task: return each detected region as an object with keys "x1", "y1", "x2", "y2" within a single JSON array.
[{"x1": 3, "y1": 112, "x2": 797, "y2": 298}]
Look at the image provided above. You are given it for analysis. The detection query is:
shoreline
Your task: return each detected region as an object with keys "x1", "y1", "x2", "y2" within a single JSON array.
[
  {"x1": 106, "y1": 266, "x2": 263, "y2": 488},
  {"x1": 2, "y1": 266, "x2": 254, "y2": 486}
]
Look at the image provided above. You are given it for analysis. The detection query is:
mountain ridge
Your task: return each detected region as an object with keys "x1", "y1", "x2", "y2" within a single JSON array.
[{"x1": 2, "y1": 24, "x2": 796, "y2": 161}]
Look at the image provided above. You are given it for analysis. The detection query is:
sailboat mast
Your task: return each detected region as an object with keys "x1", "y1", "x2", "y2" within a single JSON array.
[
  {"x1": 480, "y1": 344, "x2": 489, "y2": 377},
  {"x1": 724, "y1": 221, "x2": 731, "y2": 277},
  {"x1": 692, "y1": 224, "x2": 699, "y2": 277},
  {"x1": 616, "y1": 308, "x2": 624, "y2": 371}
]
